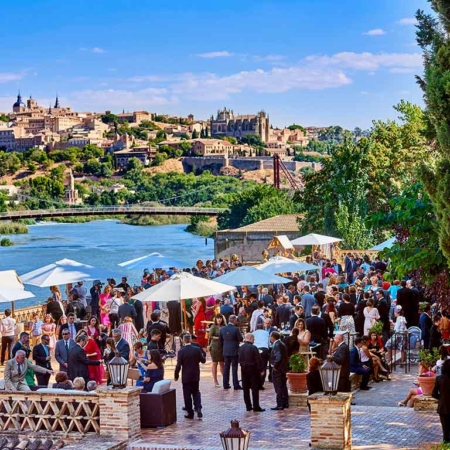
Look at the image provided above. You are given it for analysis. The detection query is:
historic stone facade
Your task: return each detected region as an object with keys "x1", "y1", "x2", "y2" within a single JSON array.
[{"x1": 210, "y1": 108, "x2": 270, "y2": 142}]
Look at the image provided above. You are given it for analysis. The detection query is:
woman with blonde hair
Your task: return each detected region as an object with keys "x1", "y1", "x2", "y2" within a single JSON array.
[
  {"x1": 73, "y1": 377, "x2": 86, "y2": 391},
  {"x1": 119, "y1": 316, "x2": 139, "y2": 355},
  {"x1": 99, "y1": 284, "x2": 112, "y2": 327},
  {"x1": 294, "y1": 318, "x2": 311, "y2": 354}
]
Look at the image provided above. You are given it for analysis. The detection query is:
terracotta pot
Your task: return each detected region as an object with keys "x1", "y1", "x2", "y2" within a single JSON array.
[
  {"x1": 286, "y1": 372, "x2": 307, "y2": 394},
  {"x1": 418, "y1": 375, "x2": 436, "y2": 396}
]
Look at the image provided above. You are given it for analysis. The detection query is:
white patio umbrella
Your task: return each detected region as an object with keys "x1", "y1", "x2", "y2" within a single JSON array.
[
  {"x1": 20, "y1": 258, "x2": 120, "y2": 287},
  {"x1": 370, "y1": 237, "x2": 396, "y2": 251},
  {"x1": 131, "y1": 272, "x2": 236, "y2": 302},
  {"x1": 0, "y1": 288, "x2": 35, "y2": 304},
  {"x1": 118, "y1": 252, "x2": 189, "y2": 270},
  {"x1": 257, "y1": 256, "x2": 319, "y2": 275},
  {"x1": 0, "y1": 270, "x2": 35, "y2": 316},
  {"x1": 214, "y1": 266, "x2": 292, "y2": 286},
  {"x1": 290, "y1": 233, "x2": 343, "y2": 246}
]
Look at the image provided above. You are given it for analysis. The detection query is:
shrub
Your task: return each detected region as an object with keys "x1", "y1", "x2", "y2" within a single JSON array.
[{"x1": 289, "y1": 353, "x2": 307, "y2": 373}]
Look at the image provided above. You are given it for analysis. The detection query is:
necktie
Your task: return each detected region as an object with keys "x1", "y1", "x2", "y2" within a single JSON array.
[
  {"x1": 70, "y1": 324, "x2": 74, "y2": 339},
  {"x1": 65, "y1": 341, "x2": 69, "y2": 353},
  {"x1": 18, "y1": 364, "x2": 22, "y2": 376}
]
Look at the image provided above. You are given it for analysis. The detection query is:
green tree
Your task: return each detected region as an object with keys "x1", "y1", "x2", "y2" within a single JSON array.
[
  {"x1": 127, "y1": 157, "x2": 143, "y2": 171},
  {"x1": 83, "y1": 144, "x2": 104, "y2": 160},
  {"x1": 83, "y1": 159, "x2": 102, "y2": 175},
  {"x1": 288, "y1": 124, "x2": 306, "y2": 132},
  {"x1": 0, "y1": 114, "x2": 9, "y2": 123},
  {"x1": 101, "y1": 113, "x2": 118, "y2": 125},
  {"x1": 192, "y1": 129, "x2": 199, "y2": 139},
  {"x1": 416, "y1": 4, "x2": 450, "y2": 265},
  {"x1": 27, "y1": 162, "x2": 37, "y2": 174},
  {"x1": 152, "y1": 152, "x2": 168, "y2": 166}
]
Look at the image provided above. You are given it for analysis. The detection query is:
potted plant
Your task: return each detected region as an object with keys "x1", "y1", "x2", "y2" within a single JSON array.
[
  {"x1": 286, "y1": 353, "x2": 307, "y2": 394},
  {"x1": 369, "y1": 320, "x2": 384, "y2": 336},
  {"x1": 418, "y1": 348, "x2": 439, "y2": 396}
]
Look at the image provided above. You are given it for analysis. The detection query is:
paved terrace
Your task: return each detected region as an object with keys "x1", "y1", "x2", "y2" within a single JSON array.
[{"x1": 131, "y1": 361, "x2": 442, "y2": 450}]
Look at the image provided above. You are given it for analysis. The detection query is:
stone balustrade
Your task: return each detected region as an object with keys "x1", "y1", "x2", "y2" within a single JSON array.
[
  {"x1": 0, "y1": 305, "x2": 46, "y2": 324},
  {"x1": 0, "y1": 386, "x2": 141, "y2": 442}
]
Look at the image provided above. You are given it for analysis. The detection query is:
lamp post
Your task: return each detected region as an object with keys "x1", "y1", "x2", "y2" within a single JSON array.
[
  {"x1": 319, "y1": 356, "x2": 341, "y2": 395},
  {"x1": 107, "y1": 352, "x2": 130, "y2": 389},
  {"x1": 220, "y1": 420, "x2": 250, "y2": 450}
]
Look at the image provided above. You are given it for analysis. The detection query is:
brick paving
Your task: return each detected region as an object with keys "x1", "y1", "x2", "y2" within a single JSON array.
[{"x1": 132, "y1": 359, "x2": 443, "y2": 450}]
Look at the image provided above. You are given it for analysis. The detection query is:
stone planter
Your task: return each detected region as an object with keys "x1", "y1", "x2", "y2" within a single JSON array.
[
  {"x1": 418, "y1": 375, "x2": 436, "y2": 396},
  {"x1": 286, "y1": 372, "x2": 307, "y2": 394}
]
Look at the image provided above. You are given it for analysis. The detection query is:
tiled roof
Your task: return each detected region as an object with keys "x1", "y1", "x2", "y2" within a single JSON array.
[
  {"x1": 0, "y1": 437, "x2": 64, "y2": 449},
  {"x1": 227, "y1": 214, "x2": 303, "y2": 233}
]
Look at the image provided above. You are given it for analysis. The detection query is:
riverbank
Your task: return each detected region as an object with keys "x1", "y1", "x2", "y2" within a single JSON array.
[{"x1": 0, "y1": 221, "x2": 29, "y2": 234}]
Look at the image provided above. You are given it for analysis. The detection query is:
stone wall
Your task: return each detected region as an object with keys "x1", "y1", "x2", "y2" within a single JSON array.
[{"x1": 214, "y1": 230, "x2": 301, "y2": 262}]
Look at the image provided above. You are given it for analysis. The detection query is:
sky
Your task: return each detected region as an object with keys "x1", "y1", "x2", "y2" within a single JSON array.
[{"x1": 0, "y1": 0, "x2": 431, "y2": 129}]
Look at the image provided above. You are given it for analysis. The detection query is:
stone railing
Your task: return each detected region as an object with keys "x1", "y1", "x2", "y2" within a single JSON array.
[
  {"x1": 0, "y1": 391, "x2": 99, "y2": 435},
  {"x1": 0, "y1": 387, "x2": 141, "y2": 441},
  {"x1": 0, "y1": 305, "x2": 46, "y2": 323}
]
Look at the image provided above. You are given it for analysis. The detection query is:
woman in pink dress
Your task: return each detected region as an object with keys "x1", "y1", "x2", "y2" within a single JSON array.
[
  {"x1": 99, "y1": 285, "x2": 112, "y2": 327},
  {"x1": 41, "y1": 314, "x2": 57, "y2": 353},
  {"x1": 119, "y1": 317, "x2": 139, "y2": 358},
  {"x1": 205, "y1": 296, "x2": 216, "y2": 321},
  {"x1": 82, "y1": 332, "x2": 105, "y2": 384},
  {"x1": 193, "y1": 297, "x2": 207, "y2": 348}
]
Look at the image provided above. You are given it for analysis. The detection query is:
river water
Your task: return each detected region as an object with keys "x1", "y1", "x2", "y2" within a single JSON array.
[{"x1": 0, "y1": 220, "x2": 214, "y2": 310}]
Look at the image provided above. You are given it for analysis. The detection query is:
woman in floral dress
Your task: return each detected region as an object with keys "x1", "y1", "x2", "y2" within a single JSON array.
[{"x1": 41, "y1": 314, "x2": 57, "y2": 353}]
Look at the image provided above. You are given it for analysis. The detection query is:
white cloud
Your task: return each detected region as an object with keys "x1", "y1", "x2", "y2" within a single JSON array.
[
  {"x1": 306, "y1": 52, "x2": 422, "y2": 70},
  {"x1": 360, "y1": 91, "x2": 370, "y2": 95},
  {"x1": 196, "y1": 51, "x2": 233, "y2": 58},
  {"x1": 363, "y1": 29, "x2": 386, "y2": 36},
  {"x1": 397, "y1": 18, "x2": 418, "y2": 26},
  {"x1": 128, "y1": 75, "x2": 171, "y2": 83},
  {"x1": 67, "y1": 87, "x2": 175, "y2": 111},
  {"x1": 92, "y1": 47, "x2": 106, "y2": 54},
  {"x1": 0, "y1": 72, "x2": 26, "y2": 83},
  {"x1": 253, "y1": 54, "x2": 286, "y2": 62}
]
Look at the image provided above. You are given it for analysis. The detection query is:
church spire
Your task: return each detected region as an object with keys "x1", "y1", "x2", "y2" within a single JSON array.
[{"x1": 54, "y1": 94, "x2": 60, "y2": 109}]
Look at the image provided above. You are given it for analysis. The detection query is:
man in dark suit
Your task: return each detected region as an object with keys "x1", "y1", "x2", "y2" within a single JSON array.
[
  {"x1": 68, "y1": 334, "x2": 101, "y2": 383},
  {"x1": 238, "y1": 333, "x2": 265, "y2": 412},
  {"x1": 314, "y1": 283, "x2": 326, "y2": 309},
  {"x1": 133, "y1": 298, "x2": 145, "y2": 332},
  {"x1": 350, "y1": 338, "x2": 372, "y2": 390},
  {"x1": 432, "y1": 359, "x2": 450, "y2": 443},
  {"x1": 55, "y1": 330, "x2": 76, "y2": 372},
  {"x1": 269, "y1": 331, "x2": 289, "y2": 410},
  {"x1": 396, "y1": 280, "x2": 413, "y2": 324},
  {"x1": 306, "y1": 306, "x2": 328, "y2": 359},
  {"x1": 420, "y1": 304, "x2": 433, "y2": 350},
  {"x1": 58, "y1": 313, "x2": 81, "y2": 340},
  {"x1": 12, "y1": 332, "x2": 31, "y2": 358},
  {"x1": 219, "y1": 315, "x2": 243, "y2": 390},
  {"x1": 146, "y1": 310, "x2": 171, "y2": 351},
  {"x1": 331, "y1": 333, "x2": 350, "y2": 393},
  {"x1": 275, "y1": 296, "x2": 292, "y2": 329},
  {"x1": 331, "y1": 258, "x2": 343, "y2": 276},
  {"x1": 112, "y1": 328, "x2": 130, "y2": 361},
  {"x1": 89, "y1": 280, "x2": 102, "y2": 318},
  {"x1": 118, "y1": 300, "x2": 137, "y2": 322},
  {"x1": 32, "y1": 335, "x2": 52, "y2": 386},
  {"x1": 174, "y1": 333, "x2": 206, "y2": 419},
  {"x1": 289, "y1": 305, "x2": 304, "y2": 330}
]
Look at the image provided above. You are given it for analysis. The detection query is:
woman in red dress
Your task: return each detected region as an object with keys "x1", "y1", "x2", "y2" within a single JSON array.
[
  {"x1": 82, "y1": 332, "x2": 105, "y2": 384},
  {"x1": 193, "y1": 297, "x2": 208, "y2": 347}
]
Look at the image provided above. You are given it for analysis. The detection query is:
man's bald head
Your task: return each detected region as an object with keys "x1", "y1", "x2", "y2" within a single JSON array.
[
  {"x1": 334, "y1": 333, "x2": 344, "y2": 345},
  {"x1": 244, "y1": 333, "x2": 254, "y2": 343}
]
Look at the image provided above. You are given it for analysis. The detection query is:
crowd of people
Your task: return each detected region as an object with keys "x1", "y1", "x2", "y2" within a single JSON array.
[{"x1": 1, "y1": 252, "x2": 450, "y2": 439}]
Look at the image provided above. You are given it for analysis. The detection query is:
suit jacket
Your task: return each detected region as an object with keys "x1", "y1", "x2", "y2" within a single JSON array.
[
  {"x1": 115, "y1": 338, "x2": 130, "y2": 361},
  {"x1": 432, "y1": 375, "x2": 450, "y2": 414},
  {"x1": 174, "y1": 343, "x2": 206, "y2": 383},
  {"x1": 349, "y1": 346, "x2": 363, "y2": 371},
  {"x1": 344, "y1": 256, "x2": 352, "y2": 274},
  {"x1": 32, "y1": 343, "x2": 52, "y2": 370},
  {"x1": 118, "y1": 303, "x2": 137, "y2": 321},
  {"x1": 4, "y1": 358, "x2": 48, "y2": 390},
  {"x1": 275, "y1": 304, "x2": 292, "y2": 328},
  {"x1": 219, "y1": 323, "x2": 243, "y2": 357},
  {"x1": 58, "y1": 322, "x2": 81, "y2": 340},
  {"x1": 55, "y1": 339, "x2": 76, "y2": 372},
  {"x1": 306, "y1": 316, "x2": 327, "y2": 344},
  {"x1": 134, "y1": 299, "x2": 145, "y2": 331},
  {"x1": 396, "y1": 287, "x2": 413, "y2": 313},
  {"x1": 68, "y1": 344, "x2": 100, "y2": 382},
  {"x1": 332, "y1": 342, "x2": 350, "y2": 391},
  {"x1": 269, "y1": 339, "x2": 288, "y2": 374},
  {"x1": 419, "y1": 313, "x2": 432, "y2": 340}
]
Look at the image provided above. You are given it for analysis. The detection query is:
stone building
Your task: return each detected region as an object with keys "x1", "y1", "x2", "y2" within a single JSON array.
[
  {"x1": 191, "y1": 139, "x2": 233, "y2": 156},
  {"x1": 0, "y1": 127, "x2": 15, "y2": 151},
  {"x1": 214, "y1": 214, "x2": 303, "y2": 262},
  {"x1": 210, "y1": 108, "x2": 270, "y2": 142}
]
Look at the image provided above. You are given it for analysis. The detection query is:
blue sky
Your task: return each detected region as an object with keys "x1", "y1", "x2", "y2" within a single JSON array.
[{"x1": 0, "y1": 0, "x2": 430, "y2": 129}]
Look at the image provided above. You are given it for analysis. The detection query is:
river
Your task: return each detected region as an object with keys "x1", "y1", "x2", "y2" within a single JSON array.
[{"x1": 0, "y1": 220, "x2": 214, "y2": 310}]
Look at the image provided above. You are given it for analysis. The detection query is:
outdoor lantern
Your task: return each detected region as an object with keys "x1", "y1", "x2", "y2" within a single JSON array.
[
  {"x1": 319, "y1": 356, "x2": 341, "y2": 395},
  {"x1": 220, "y1": 420, "x2": 251, "y2": 450},
  {"x1": 108, "y1": 352, "x2": 130, "y2": 389}
]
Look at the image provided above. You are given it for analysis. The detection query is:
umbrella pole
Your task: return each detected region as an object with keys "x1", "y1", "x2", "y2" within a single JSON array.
[
  {"x1": 11, "y1": 301, "x2": 14, "y2": 319},
  {"x1": 181, "y1": 299, "x2": 188, "y2": 331}
]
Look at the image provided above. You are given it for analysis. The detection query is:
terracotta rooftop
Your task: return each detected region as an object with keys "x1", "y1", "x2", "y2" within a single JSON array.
[{"x1": 226, "y1": 214, "x2": 303, "y2": 233}]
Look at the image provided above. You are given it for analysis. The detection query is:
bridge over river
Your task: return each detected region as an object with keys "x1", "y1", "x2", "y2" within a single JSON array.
[{"x1": 0, "y1": 205, "x2": 226, "y2": 221}]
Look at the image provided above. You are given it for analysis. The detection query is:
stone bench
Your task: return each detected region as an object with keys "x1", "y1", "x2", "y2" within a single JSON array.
[
  {"x1": 350, "y1": 372, "x2": 362, "y2": 391},
  {"x1": 414, "y1": 395, "x2": 438, "y2": 412},
  {"x1": 288, "y1": 391, "x2": 309, "y2": 407}
]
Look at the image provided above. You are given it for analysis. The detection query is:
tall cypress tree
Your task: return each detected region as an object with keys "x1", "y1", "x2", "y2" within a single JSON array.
[{"x1": 416, "y1": 2, "x2": 450, "y2": 264}]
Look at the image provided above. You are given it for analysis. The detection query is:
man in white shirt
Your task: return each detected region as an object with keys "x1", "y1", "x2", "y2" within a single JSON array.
[
  {"x1": 250, "y1": 301, "x2": 265, "y2": 332},
  {"x1": 0, "y1": 309, "x2": 16, "y2": 365},
  {"x1": 253, "y1": 324, "x2": 270, "y2": 389},
  {"x1": 107, "y1": 290, "x2": 124, "y2": 329}
]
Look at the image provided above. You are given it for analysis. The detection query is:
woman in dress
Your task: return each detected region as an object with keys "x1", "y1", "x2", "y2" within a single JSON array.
[
  {"x1": 295, "y1": 318, "x2": 311, "y2": 355},
  {"x1": 386, "y1": 306, "x2": 408, "y2": 365},
  {"x1": 99, "y1": 285, "x2": 112, "y2": 328},
  {"x1": 338, "y1": 293, "x2": 356, "y2": 348},
  {"x1": 143, "y1": 349, "x2": 165, "y2": 393},
  {"x1": 130, "y1": 341, "x2": 149, "y2": 387},
  {"x1": 119, "y1": 317, "x2": 139, "y2": 357},
  {"x1": 80, "y1": 331, "x2": 105, "y2": 385},
  {"x1": 363, "y1": 299, "x2": 380, "y2": 336},
  {"x1": 182, "y1": 299, "x2": 194, "y2": 334},
  {"x1": 193, "y1": 297, "x2": 207, "y2": 348},
  {"x1": 56, "y1": 315, "x2": 67, "y2": 339},
  {"x1": 41, "y1": 314, "x2": 57, "y2": 353},
  {"x1": 355, "y1": 292, "x2": 369, "y2": 336},
  {"x1": 85, "y1": 316, "x2": 103, "y2": 350},
  {"x1": 209, "y1": 314, "x2": 225, "y2": 387}
]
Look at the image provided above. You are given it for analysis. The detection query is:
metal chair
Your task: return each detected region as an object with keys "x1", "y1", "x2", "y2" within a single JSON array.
[{"x1": 408, "y1": 326, "x2": 422, "y2": 364}]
